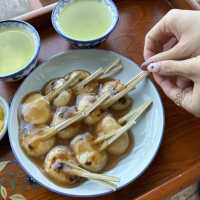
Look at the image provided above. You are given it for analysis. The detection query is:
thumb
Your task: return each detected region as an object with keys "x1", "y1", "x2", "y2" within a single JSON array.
[{"x1": 147, "y1": 58, "x2": 198, "y2": 79}]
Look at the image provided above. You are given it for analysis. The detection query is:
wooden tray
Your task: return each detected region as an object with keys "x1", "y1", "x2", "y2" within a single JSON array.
[
  {"x1": 14, "y1": 0, "x2": 57, "y2": 21},
  {"x1": 1, "y1": 1, "x2": 200, "y2": 200},
  {"x1": 12, "y1": 0, "x2": 200, "y2": 22}
]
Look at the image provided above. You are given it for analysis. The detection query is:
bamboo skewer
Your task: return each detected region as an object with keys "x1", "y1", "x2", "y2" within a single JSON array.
[
  {"x1": 46, "y1": 73, "x2": 81, "y2": 101},
  {"x1": 99, "y1": 118, "x2": 136, "y2": 151},
  {"x1": 102, "y1": 71, "x2": 148, "y2": 109},
  {"x1": 118, "y1": 100, "x2": 152, "y2": 124},
  {"x1": 63, "y1": 161, "x2": 119, "y2": 182},
  {"x1": 54, "y1": 91, "x2": 111, "y2": 132},
  {"x1": 99, "y1": 63, "x2": 123, "y2": 79},
  {"x1": 99, "y1": 59, "x2": 122, "y2": 79},
  {"x1": 95, "y1": 117, "x2": 136, "y2": 144},
  {"x1": 95, "y1": 101, "x2": 152, "y2": 151},
  {"x1": 74, "y1": 58, "x2": 122, "y2": 91},
  {"x1": 60, "y1": 160, "x2": 120, "y2": 190},
  {"x1": 126, "y1": 71, "x2": 149, "y2": 86}
]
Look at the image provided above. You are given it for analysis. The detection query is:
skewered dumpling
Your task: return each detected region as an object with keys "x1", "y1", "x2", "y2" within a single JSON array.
[
  {"x1": 77, "y1": 94, "x2": 106, "y2": 125},
  {"x1": 100, "y1": 80, "x2": 125, "y2": 94},
  {"x1": 75, "y1": 81, "x2": 99, "y2": 95},
  {"x1": 70, "y1": 70, "x2": 90, "y2": 83},
  {"x1": 43, "y1": 70, "x2": 93, "y2": 107},
  {"x1": 100, "y1": 80, "x2": 132, "y2": 111},
  {"x1": 51, "y1": 107, "x2": 81, "y2": 139},
  {"x1": 43, "y1": 70, "x2": 89, "y2": 94},
  {"x1": 71, "y1": 69, "x2": 99, "y2": 95},
  {"x1": 53, "y1": 89, "x2": 73, "y2": 107},
  {"x1": 20, "y1": 125, "x2": 55, "y2": 157},
  {"x1": 43, "y1": 78, "x2": 66, "y2": 95},
  {"x1": 44, "y1": 79, "x2": 73, "y2": 107},
  {"x1": 111, "y1": 96, "x2": 132, "y2": 111},
  {"x1": 96, "y1": 115, "x2": 130, "y2": 155},
  {"x1": 70, "y1": 133, "x2": 108, "y2": 172},
  {"x1": 21, "y1": 93, "x2": 52, "y2": 125},
  {"x1": 44, "y1": 146, "x2": 81, "y2": 185}
]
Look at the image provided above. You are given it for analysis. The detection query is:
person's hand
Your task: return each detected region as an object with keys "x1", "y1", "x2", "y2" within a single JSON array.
[
  {"x1": 147, "y1": 57, "x2": 200, "y2": 117},
  {"x1": 143, "y1": 9, "x2": 200, "y2": 62},
  {"x1": 142, "y1": 9, "x2": 200, "y2": 117}
]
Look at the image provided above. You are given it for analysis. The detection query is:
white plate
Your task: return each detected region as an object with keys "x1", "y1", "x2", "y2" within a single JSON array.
[
  {"x1": 8, "y1": 49, "x2": 164, "y2": 197},
  {"x1": 0, "y1": 96, "x2": 9, "y2": 141}
]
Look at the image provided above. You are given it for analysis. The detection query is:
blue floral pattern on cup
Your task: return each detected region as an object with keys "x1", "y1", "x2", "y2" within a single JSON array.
[
  {"x1": 0, "y1": 20, "x2": 40, "y2": 81},
  {"x1": 52, "y1": 0, "x2": 119, "y2": 48}
]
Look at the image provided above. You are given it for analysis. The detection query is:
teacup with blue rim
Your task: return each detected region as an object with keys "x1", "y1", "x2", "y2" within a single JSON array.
[
  {"x1": 0, "y1": 20, "x2": 40, "y2": 81},
  {"x1": 52, "y1": 0, "x2": 119, "y2": 48}
]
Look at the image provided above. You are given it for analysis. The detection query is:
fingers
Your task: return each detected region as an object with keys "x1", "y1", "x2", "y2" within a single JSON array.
[
  {"x1": 143, "y1": 9, "x2": 183, "y2": 61},
  {"x1": 153, "y1": 74, "x2": 181, "y2": 100},
  {"x1": 153, "y1": 73, "x2": 192, "y2": 110},
  {"x1": 163, "y1": 37, "x2": 177, "y2": 52},
  {"x1": 176, "y1": 77, "x2": 193, "y2": 89},
  {"x1": 142, "y1": 40, "x2": 189, "y2": 69},
  {"x1": 189, "y1": 84, "x2": 200, "y2": 117},
  {"x1": 144, "y1": 15, "x2": 173, "y2": 61},
  {"x1": 146, "y1": 58, "x2": 200, "y2": 80},
  {"x1": 153, "y1": 73, "x2": 200, "y2": 117},
  {"x1": 143, "y1": 9, "x2": 194, "y2": 67}
]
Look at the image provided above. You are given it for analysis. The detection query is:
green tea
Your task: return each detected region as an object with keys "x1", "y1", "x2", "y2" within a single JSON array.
[
  {"x1": 58, "y1": 0, "x2": 113, "y2": 41},
  {"x1": 0, "y1": 28, "x2": 35, "y2": 75}
]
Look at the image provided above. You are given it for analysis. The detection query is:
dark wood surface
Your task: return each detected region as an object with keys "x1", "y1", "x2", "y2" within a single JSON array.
[{"x1": 1, "y1": 1, "x2": 200, "y2": 200}]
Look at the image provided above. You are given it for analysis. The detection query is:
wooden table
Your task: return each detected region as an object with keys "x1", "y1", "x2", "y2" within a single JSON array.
[{"x1": 1, "y1": 0, "x2": 200, "y2": 199}]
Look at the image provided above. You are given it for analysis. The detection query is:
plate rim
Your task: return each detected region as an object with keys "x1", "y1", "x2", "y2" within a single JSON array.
[{"x1": 8, "y1": 49, "x2": 165, "y2": 197}]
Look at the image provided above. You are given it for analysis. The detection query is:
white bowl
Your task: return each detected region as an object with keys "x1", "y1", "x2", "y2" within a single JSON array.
[
  {"x1": 8, "y1": 49, "x2": 164, "y2": 197},
  {"x1": 0, "y1": 96, "x2": 9, "y2": 141},
  {"x1": 0, "y1": 20, "x2": 40, "y2": 81},
  {"x1": 52, "y1": 0, "x2": 119, "y2": 47}
]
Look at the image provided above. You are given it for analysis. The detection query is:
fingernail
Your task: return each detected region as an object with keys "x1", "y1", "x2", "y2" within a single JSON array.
[
  {"x1": 147, "y1": 63, "x2": 160, "y2": 72},
  {"x1": 141, "y1": 59, "x2": 153, "y2": 69}
]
